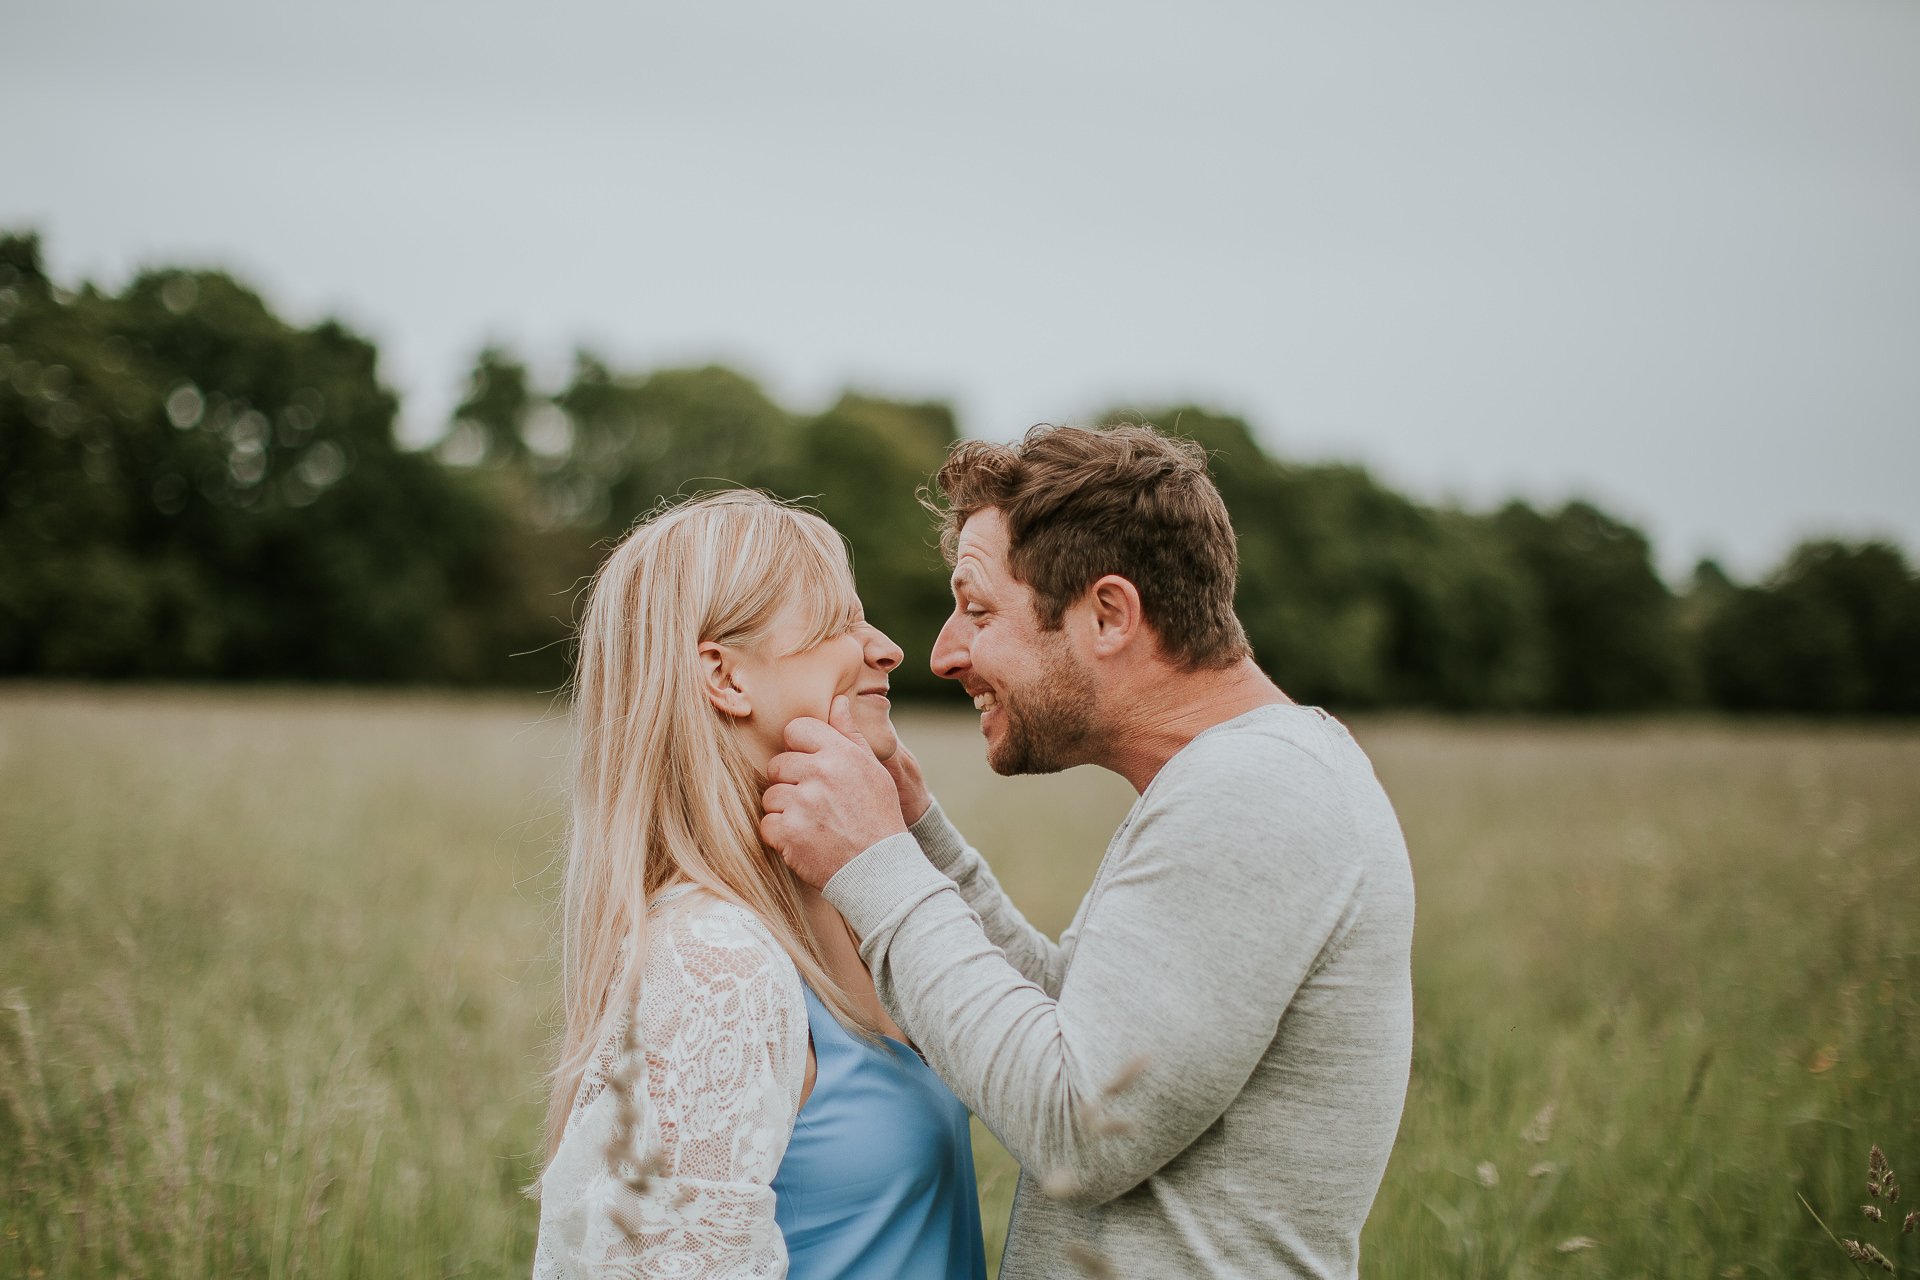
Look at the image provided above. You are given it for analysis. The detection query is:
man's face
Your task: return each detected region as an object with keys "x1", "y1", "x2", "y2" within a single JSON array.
[{"x1": 930, "y1": 508, "x2": 1097, "y2": 775}]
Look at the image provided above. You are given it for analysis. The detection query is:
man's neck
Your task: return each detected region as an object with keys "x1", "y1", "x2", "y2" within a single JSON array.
[{"x1": 1096, "y1": 657, "x2": 1292, "y2": 793}]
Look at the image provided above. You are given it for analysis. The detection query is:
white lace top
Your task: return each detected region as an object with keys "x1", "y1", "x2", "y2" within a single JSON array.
[{"x1": 533, "y1": 887, "x2": 809, "y2": 1279}]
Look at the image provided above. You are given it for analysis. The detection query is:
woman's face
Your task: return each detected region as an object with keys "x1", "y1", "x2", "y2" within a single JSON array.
[{"x1": 731, "y1": 602, "x2": 904, "y2": 767}]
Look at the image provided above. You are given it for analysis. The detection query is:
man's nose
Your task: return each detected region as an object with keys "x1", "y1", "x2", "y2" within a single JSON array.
[{"x1": 930, "y1": 614, "x2": 967, "y2": 682}]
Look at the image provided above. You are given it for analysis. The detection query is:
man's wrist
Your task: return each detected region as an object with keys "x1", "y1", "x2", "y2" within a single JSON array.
[
  {"x1": 822, "y1": 831, "x2": 952, "y2": 940},
  {"x1": 900, "y1": 790, "x2": 933, "y2": 826},
  {"x1": 907, "y1": 799, "x2": 968, "y2": 875}
]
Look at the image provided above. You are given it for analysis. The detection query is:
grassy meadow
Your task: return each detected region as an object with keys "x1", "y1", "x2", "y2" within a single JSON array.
[{"x1": 2, "y1": 686, "x2": 1917, "y2": 1277}]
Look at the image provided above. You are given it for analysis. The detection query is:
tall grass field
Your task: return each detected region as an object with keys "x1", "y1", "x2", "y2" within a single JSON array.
[{"x1": 3, "y1": 686, "x2": 1916, "y2": 1277}]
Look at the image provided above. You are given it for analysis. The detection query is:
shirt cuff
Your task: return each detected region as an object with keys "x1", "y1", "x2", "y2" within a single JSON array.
[
  {"x1": 823, "y1": 830, "x2": 955, "y2": 942},
  {"x1": 908, "y1": 799, "x2": 970, "y2": 876}
]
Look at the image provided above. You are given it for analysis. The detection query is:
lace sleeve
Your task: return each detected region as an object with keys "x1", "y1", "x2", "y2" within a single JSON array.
[{"x1": 534, "y1": 895, "x2": 809, "y2": 1279}]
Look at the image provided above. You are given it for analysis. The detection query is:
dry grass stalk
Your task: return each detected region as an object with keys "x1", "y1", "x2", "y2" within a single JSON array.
[
  {"x1": 1040, "y1": 1169, "x2": 1082, "y2": 1200},
  {"x1": 1521, "y1": 1102, "x2": 1556, "y2": 1145},
  {"x1": 1803, "y1": 1145, "x2": 1915, "y2": 1277},
  {"x1": 1038, "y1": 1062, "x2": 1150, "y2": 1280},
  {"x1": 1054, "y1": 1052, "x2": 1153, "y2": 1191},
  {"x1": 1101, "y1": 1055, "x2": 1149, "y2": 1099},
  {"x1": 1063, "y1": 1240, "x2": 1116, "y2": 1278},
  {"x1": 3, "y1": 993, "x2": 53, "y2": 1133},
  {"x1": 1555, "y1": 1236, "x2": 1599, "y2": 1253},
  {"x1": 1072, "y1": 1054, "x2": 1150, "y2": 1135},
  {"x1": 600, "y1": 1011, "x2": 666, "y2": 1218}
]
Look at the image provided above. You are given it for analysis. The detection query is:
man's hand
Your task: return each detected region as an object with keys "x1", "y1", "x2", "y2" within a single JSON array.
[
  {"x1": 882, "y1": 739, "x2": 933, "y2": 827},
  {"x1": 761, "y1": 696, "x2": 909, "y2": 889}
]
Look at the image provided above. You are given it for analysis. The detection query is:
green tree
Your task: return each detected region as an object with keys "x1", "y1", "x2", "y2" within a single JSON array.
[
  {"x1": 1699, "y1": 540, "x2": 1920, "y2": 714},
  {"x1": 1488, "y1": 501, "x2": 1687, "y2": 711},
  {"x1": 0, "y1": 232, "x2": 513, "y2": 681}
]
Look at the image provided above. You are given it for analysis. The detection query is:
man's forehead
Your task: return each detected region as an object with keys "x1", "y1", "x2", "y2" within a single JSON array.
[{"x1": 951, "y1": 509, "x2": 1011, "y2": 588}]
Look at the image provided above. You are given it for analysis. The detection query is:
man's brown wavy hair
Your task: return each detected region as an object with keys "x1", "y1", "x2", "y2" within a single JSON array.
[{"x1": 928, "y1": 423, "x2": 1251, "y2": 670}]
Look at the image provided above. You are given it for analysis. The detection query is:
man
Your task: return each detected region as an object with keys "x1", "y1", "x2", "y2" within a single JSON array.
[{"x1": 762, "y1": 424, "x2": 1414, "y2": 1278}]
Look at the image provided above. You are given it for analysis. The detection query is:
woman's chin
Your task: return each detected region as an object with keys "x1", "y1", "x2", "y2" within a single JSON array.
[{"x1": 857, "y1": 710, "x2": 900, "y2": 761}]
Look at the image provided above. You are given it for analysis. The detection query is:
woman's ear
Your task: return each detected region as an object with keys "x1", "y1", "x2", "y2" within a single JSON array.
[{"x1": 700, "y1": 641, "x2": 752, "y2": 718}]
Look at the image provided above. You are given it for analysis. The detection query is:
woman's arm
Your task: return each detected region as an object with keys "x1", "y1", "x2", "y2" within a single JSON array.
[{"x1": 534, "y1": 898, "x2": 808, "y2": 1279}]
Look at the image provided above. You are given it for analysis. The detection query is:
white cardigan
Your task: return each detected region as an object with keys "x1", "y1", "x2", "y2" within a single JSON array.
[{"x1": 533, "y1": 889, "x2": 809, "y2": 1279}]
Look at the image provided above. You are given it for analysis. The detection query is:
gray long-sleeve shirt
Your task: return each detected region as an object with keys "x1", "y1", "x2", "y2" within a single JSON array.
[{"x1": 823, "y1": 703, "x2": 1415, "y2": 1279}]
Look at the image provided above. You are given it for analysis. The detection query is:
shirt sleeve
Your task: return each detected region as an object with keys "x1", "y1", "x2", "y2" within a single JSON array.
[
  {"x1": 824, "y1": 739, "x2": 1365, "y2": 1207},
  {"x1": 534, "y1": 899, "x2": 808, "y2": 1279},
  {"x1": 910, "y1": 799, "x2": 1070, "y2": 996}
]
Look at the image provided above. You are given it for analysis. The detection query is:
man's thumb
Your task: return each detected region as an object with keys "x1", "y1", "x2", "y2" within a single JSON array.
[{"x1": 829, "y1": 695, "x2": 867, "y2": 745}]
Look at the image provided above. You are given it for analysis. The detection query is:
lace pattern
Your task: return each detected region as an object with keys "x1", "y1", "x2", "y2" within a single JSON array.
[{"x1": 533, "y1": 890, "x2": 809, "y2": 1279}]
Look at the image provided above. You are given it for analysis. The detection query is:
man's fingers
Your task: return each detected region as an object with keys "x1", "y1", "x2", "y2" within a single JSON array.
[
  {"x1": 781, "y1": 714, "x2": 841, "y2": 752},
  {"x1": 758, "y1": 810, "x2": 784, "y2": 850},
  {"x1": 761, "y1": 781, "x2": 799, "y2": 814}
]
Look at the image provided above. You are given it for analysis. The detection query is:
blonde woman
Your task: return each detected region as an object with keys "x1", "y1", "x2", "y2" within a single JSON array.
[{"x1": 533, "y1": 491, "x2": 987, "y2": 1280}]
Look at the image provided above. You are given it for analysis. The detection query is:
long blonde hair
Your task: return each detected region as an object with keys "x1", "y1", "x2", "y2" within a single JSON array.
[{"x1": 544, "y1": 489, "x2": 881, "y2": 1161}]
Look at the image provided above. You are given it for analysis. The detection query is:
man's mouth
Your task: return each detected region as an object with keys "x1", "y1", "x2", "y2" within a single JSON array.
[{"x1": 972, "y1": 691, "x2": 999, "y2": 712}]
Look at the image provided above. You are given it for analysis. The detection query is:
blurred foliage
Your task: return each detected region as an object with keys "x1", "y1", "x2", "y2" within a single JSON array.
[
  {"x1": 4, "y1": 230, "x2": 1917, "y2": 712},
  {"x1": 0, "y1": 232, "x2": 515, "y2": 682}
]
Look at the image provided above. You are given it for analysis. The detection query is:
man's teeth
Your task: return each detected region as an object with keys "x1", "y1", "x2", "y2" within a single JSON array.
[{"x1": 972, "y1": 691, "x2": 998, "y2": 711}]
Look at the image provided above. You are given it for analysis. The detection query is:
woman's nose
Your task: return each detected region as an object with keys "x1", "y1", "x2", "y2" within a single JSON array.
[{"x1": 865, "y1": 625, "x2": 903, "y2": 671}]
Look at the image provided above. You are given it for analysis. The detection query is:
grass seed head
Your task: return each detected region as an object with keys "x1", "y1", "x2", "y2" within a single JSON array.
[
  {"x1": 1841, "y1": 1238, "x2": 1895, "y2": 1273},
  {"x1": 1476, "y1": 1161, "x2": 1499, "y2": 1188},
  {"x1": 1555, "y1": 1236, "x2": 1599, "y2": 1253},
  {"x1": 1868, "y1": 1145, "x2": 1890, "y2": 1198},
  {"x1": 1904, "y1": 1209, "x2": 1917, "y2": 1234},
  {"x1": 1862, "y1": 1204, "x2": 1884, "y2": 1222}
]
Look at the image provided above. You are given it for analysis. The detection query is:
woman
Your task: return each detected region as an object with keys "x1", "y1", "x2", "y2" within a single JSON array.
[{"x1": 533, "y1": 491, "x2": 986, "y2": 1280}]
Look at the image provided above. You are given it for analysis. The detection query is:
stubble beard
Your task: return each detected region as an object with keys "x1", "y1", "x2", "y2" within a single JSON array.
[{"x1": 987, "y1": 632, "x2": 1098, "y2": 777}]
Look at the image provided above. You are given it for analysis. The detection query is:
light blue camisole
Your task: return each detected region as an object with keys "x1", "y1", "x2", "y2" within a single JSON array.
[{"x1": 772, "y1": 984, "x2": 987, "y2": 1280}]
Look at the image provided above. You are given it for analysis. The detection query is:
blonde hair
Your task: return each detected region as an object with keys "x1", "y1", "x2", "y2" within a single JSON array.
[{"x1": 544, "y1": 489, "x2": 879, "y2": 1161}]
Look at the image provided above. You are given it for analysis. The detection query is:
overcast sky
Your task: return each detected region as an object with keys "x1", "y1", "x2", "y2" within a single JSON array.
[{"x1": 8, "y1": 0, "x2": 1917, "y2": 577}]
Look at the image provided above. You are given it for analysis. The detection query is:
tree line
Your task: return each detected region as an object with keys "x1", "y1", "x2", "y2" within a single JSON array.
[{"x1": 3, "y1": 232, "x2": 1915, "y2": 713}]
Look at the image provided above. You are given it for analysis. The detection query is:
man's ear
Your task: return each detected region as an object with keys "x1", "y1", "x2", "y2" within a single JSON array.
[
  {"x1": 1085, "y1": 574, "x2": 1144, "y2": 657},
  {"x1": 700, "y1": 641, "x2": 752, "y2": 718}
]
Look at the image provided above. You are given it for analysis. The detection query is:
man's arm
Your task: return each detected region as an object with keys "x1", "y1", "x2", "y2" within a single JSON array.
[
  {"x1": 824, "y1": 750, "x2": 1365, "y2": 1205},
  {"x1": 880, "y1": 738, "x2": 1070, "y2": 994},
  {"x1": 908, "y1": 800, "x2": 1071, "y2": 996}
]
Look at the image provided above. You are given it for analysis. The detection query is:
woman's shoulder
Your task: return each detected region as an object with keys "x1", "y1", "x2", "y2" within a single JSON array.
[{"x1": 642, "y1": 885, "x2": 803, "y2": 997}]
